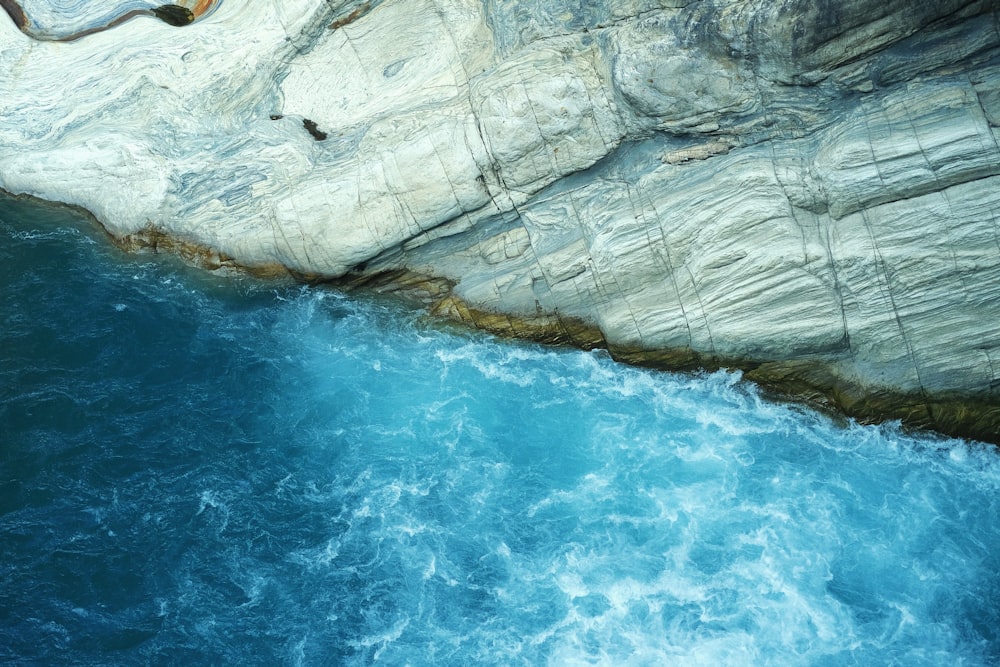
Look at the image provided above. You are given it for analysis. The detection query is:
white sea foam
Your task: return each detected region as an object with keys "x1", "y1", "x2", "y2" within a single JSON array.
[{"x1": 5, "y1": 212, "x2": 998, "y2": 665}]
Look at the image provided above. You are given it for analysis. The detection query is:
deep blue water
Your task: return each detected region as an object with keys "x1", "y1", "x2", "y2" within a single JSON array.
[{"x1": 2, "y1": 196, "x2": 1000, "y2": 666}]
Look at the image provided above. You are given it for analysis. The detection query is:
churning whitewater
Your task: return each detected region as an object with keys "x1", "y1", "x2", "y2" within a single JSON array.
[{"x1": 2, "y1": 197, "x2": 1000, "y2": 665}]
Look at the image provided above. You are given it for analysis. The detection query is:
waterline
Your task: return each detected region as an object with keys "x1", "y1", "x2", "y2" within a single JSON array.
[{"x1": 2, "y1": 198, "x2": 998, "y2": 665}]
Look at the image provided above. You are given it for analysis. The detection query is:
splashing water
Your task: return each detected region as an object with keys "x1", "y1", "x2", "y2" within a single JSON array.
[{"x1": 1, "y1": 197, "x2": 999, "y2": 665}]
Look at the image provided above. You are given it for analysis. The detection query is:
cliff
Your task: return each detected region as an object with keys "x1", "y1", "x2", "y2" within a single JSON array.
[{"x1": 1, "y1": 0, "x2": 999, "y2": 441}]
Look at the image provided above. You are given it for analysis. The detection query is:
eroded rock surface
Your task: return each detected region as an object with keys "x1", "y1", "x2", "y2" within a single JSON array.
[{"x1": 1, "y1": 0, "x2": 999, "y2": 440}]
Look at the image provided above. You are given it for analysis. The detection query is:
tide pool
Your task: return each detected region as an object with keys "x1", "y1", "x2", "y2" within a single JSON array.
[{"x1": 1, "y1": 196, "x2": 999, "y2": 665}]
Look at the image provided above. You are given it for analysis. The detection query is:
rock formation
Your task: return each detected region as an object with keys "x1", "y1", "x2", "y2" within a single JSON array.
[{"x1": 1, "y1": 0, "x2": 999, "y2": 441}]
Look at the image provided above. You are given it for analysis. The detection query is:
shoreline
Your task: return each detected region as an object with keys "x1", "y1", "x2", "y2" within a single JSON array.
[{"x1": 4, "y1": 189, "x2": 994, "y2": 446}]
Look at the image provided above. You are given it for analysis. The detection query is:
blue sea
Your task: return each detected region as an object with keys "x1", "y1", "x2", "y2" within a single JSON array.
[{"x1": 2, "y1": 195, "x2": 999, "y2": 666}]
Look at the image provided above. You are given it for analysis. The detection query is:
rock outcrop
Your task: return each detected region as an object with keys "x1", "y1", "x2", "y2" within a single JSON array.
[{"x1": 1, "y1": 0, "x2": 999, "y2": 441}]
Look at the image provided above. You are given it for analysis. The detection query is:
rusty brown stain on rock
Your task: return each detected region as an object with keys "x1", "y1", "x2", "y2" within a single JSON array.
[
  {"x1": 0, "y1": 0, "x2": 27, "y2": 29},
  {"x1": 329, "y1": 2, "x2": 371, "y2": 30}
]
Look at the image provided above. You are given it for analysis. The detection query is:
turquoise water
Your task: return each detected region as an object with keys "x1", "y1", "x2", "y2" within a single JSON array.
[{"x1": 2, "y1": 196, "x2": 999, "y2": 666}]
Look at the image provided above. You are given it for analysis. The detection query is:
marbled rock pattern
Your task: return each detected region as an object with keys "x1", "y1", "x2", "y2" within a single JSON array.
[
  {"x1": 2, "y1": 0, "x2": 218, "y2": 40},
  {"x1": 1, "y1": 0, "x2": 998, "y2": 439}
]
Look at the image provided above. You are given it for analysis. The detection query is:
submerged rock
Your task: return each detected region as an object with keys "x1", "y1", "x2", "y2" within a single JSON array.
[{"x1": 0, "y1": 0, "x2": 998, "y2": 441}]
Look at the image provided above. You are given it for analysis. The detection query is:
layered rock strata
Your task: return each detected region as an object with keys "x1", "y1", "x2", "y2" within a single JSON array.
[{"x1": 1, "y1": 0, "x2": 999, "y2": 441}]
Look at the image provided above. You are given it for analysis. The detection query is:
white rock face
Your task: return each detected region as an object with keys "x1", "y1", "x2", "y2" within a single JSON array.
[{"x1": 1, "y1": 0, "x2": 999, "y2": 437}]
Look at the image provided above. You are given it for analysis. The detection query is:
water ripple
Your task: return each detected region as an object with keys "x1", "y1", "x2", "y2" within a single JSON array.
[{"x1": 2, "y1": 196, "x2": 1000, "y2": 665}]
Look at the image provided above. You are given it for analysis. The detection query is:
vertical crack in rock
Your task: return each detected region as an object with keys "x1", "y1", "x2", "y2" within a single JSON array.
[
  {"x1": 425, "y1": 0, "x2": 504, "y2": 218},
  {"x1": 460, "y1": 54, "x2": 522, "y2": 219},
  {"x1": 563, "y1": 189, "x2": 614, "y2": 333},
  {"x1": 645, "y1": 192, "x2": 696, "y2": 350},
  {"x1": 614, "y1": 181, "x2": 654, "y2": 347},
  {"x1": 854, "y1": 110, "x2": 930, "y2": 404},
  {"x1": 461, "y1": 70, "x2": 508, "y2": 213},
  {"x1": 766, "y1": 139, "x2": 852, "y2": 356},
  {"x1": 971, "y1": 76, "x2": 1000, "y2": 183},
  {"x1": 819, "y1": 215, "x2": 854, "y2": 357},
  {"x1": 985, "y1": 348, "x2": 1000, "y2": 391},
  {"x1": 901, "y1": 98, "x2": 944, "y2": 195},
  {"x1": 859, "y1": 207, "x2": 930, "y2": 403},
  {"x1": 683, "y1": 264, "x2": 717, "y2": 356}
]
